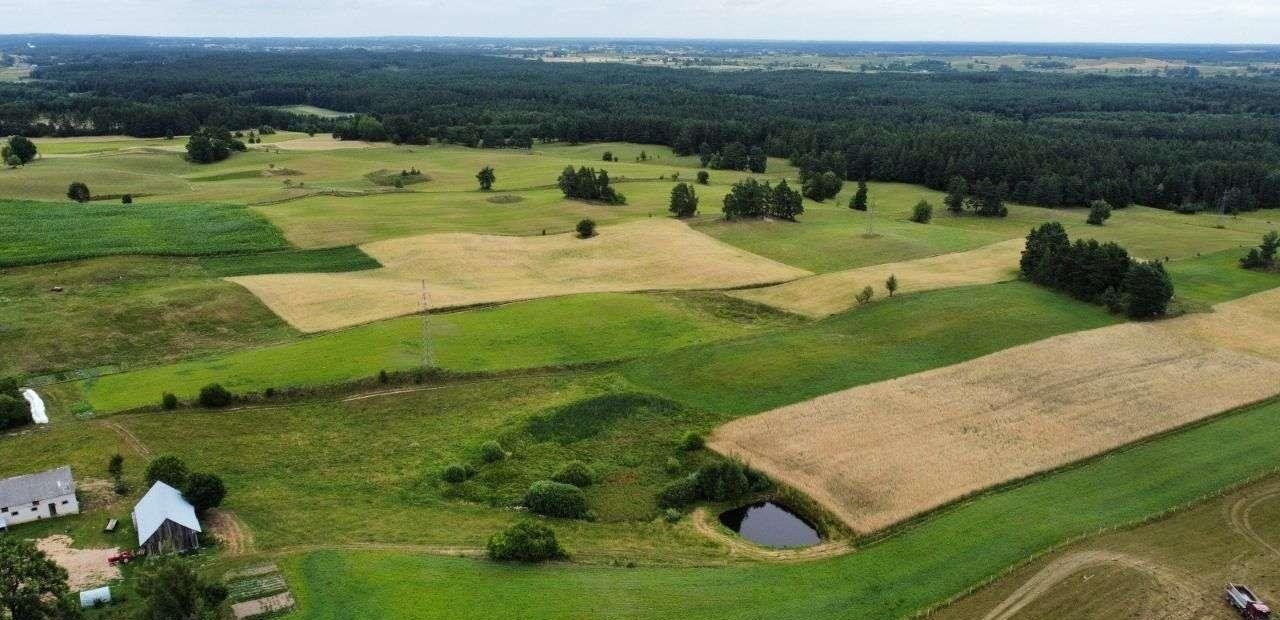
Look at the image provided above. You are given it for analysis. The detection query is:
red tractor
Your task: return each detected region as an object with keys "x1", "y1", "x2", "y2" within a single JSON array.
[
  {"x1": 1227, "y1": 583, "x2": 1272, "y2": 619},
  {"x1": 107, "y1": 550, "x2": 135, "y2": 566}
]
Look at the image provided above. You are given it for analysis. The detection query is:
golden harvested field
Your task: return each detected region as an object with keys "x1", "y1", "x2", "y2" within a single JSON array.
[
  {"x1": 730, "y1": 238, "x2": 1024, "y2": 317},
  {"x1": 230, "y1": 219, "x2": 811, "y2": 332},
  {"x1": 710, "y1": 293, "x2": 1280, "y2": 534},
  {"x1": 1165, "y1": 287, "x2": 1280, "y2": 361},
  {"x1": 269, "y1": 135, "x2": 380, "y2": 151}
]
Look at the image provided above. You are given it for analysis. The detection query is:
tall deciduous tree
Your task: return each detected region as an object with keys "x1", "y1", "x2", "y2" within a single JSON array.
[
  {"x1": 767, "y1": 179, "x2": 804, "y2": 220},
  {"x1": 476, "y1": 166, "x2": 496, "y2": 191},
  {"x1": 3, "y1": 135, "x2": 37, "y2": 164},
  {"x1": 668, "y1": 182, "x2": 699, "y2": 218},
  {"x1": 945, "y1": 176, "x2": 968, "y2": 214},
  {"x1": 136, "y1": 556, "x2": 227, "y2": 620},
  {"x1": 0, "y1": 538, "x2": 78, "y2": 620}
]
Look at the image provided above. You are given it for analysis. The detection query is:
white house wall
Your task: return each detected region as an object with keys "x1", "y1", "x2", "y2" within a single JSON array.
[{"x1": 0, "y1": 492, "x2": 79, "y2": 526}]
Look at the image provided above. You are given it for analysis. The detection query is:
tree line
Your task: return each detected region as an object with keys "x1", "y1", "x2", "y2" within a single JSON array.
[{"x1": 6, "y1": 47, "x2": 1280, "y2": 212}]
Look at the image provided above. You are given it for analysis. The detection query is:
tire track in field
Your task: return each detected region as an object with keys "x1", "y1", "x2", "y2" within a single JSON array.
[
  {"x1": 1228, "y1": 487, "x2": 1280, "y2": 557},
  {"x1": 980, "y1": 550, "x2": 1199, "y2": 620},
  {"x1": 99, "y1": 420, "x2": 151, "y2": 457}
]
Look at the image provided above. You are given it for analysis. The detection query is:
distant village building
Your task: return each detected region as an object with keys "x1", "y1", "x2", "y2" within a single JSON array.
[
  {"x1": 0, "y1": 466, "x2": 79, "y2": 530},
  {"x1": 133, "y1": 481, "x2": 202, "y2": 554}
]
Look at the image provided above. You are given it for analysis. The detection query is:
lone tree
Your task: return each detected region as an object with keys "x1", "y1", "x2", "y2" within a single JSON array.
[
  {"x1": 850, "y1": 180, "x2": 869, "y2": 211},
  {"x1": 668, "y1": 182, "x2": 699, "y2": 218},
  {"x1": 855, "y1": 285, "x2": 874, "y2": 306},
  {"x1": 885, "y1": 274, "x2": 899, "y2": 297},
  {"x1": 145, "y1": 455, "x2": 190, "y2": 489},
  {"x1": 66, "y1": 182, "x2": 90, "y2": 203},
  {"x1": 1087, "y1": 199, "x2": 1113, "y2": 226},
  {"x1": 696, "y1": 170, "x2": 709, "y2": 185},
  {"x1": 476, "y1": 166, "x2": 496, "y2": 191},
  {"x1": 2, "y1": 135, "x2": 37, "y2": 165},
  {"x1": 184, "y1": 473, "x2": 226, "y2": 515},
  {"x1": 909, "y1": 200, "x2": 933, "y2": 223},
  {"x1": 0, "y1": 537, "x2": 78, "y2": 620},
  {"x1": 575, "y1": 218, "x2": 596, "y2": 238}
]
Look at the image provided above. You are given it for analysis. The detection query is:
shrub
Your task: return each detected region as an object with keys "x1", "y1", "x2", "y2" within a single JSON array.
[
  {"x1": 121, "y1": 194, "x2": 133, "y2": 204},
  {"x1": 680, "y1": 431, "x2": 705, "y2": 451},
  {"x1": 1087, "y1": 199, "x2": 1112, "y2": 226},
  {"x1": 885, "y1": 274, "x2": 899, "y2": 297},
  {"x1": 663, "y1": 508, "x2": 682, "y2": 523},
  {"x1": 161, "y1": 393, "x2": 178, "y2": 410},
  {"x1": 145, "y1": 455, "x2": 189, "y2": 489},
  {"x1": 694, "y1": 459, "x2": 751, "y2": 502},
  {"x1": 696, "y1": 170, "x2": 709, "y2": 185},
  {"x1": 197, "y1": 383, "x2": 233, "y2": 408},
  {"x1": 479, "y1": 440, "x2": 507, "y2": 463},
  {"x1": 657, "y1": 475, "x2": 699, "y2": 508},
  {"x1": 1241, "y1": 230, "x2": 1279, "y2": 270},
  {"x1": 909, "y1": 200, "x2": 933, "y2": 223},
  {"x1": 551, "y1": 461, "x2": 594, "y2": 488},
  {"x1": 576, "y1": 218, "x2": 596, "y2": 238},
  {"x1": 487, "y1": 521, "x2": 565, "y2": 562},
  {"x1": 4, "y1": 135, "x2": 37, "y2": 163},
  {"x1": 441, "y1": 462, "x2": 476, "y2": 484},
  {"x1": 524, "y1": 481, "x2": 589, "y2": 518},
  {"x1": 855, "y1": 285, "x2": 874, "y2": 306},
  {"x1": 1121, "y1": 260, "x2": 1174, "y2": 319},
  {"x1": 663, "y1": 456, "x2": 683, "y2": 475},
  {"x1": 66, "y1": 182, "x2": 91, "y2": 203},
  {"x1": 184, "y1": 473, "x2": 226, "y2": 514}
]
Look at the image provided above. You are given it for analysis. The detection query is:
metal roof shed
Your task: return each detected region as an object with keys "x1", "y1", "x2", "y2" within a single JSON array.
[{"x1": 132, "y1": 481, "x2": 202, "y2": 554}]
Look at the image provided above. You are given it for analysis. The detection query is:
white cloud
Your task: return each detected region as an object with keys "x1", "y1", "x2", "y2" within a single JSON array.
[{"x1": 1, "y1": 0, "x2": 1278, "y2": 43}]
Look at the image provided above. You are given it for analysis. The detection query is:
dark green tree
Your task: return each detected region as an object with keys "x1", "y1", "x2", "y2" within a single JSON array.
[
  {"x1": 66, "y1": 182, "x2": 90, "y2": 203},
  {"x1": 668, "y1": 182, "x2": 699, "y2": 218},
  {"x1": 767, "y1": 179, "x2": 804, "y2": 220},
  {"x1": 696, "y1": 170, "x2": 709, "y2": 185},
  {"x1": 487, "y1": 521, "x2": 566, "y2": 562},
  {"x1": 476, "y1": 166, "x2": 496, "y2": 191},
  {"x1": 945, "y1": 176, "x2": 968, "y2": 214},
  {"x1": 1087, "y1": 199, "x2": 1113, "y2": 225},
  {"x1": 851, "y1": 180, "x2": 869, "y2": 211},
  {"x1": 4, "y1": 135, "x2": 37, "y2": 164},
  {"x1": 523, "y1": 481, "x2": 589, "y2": 519},
  {"x1": 184, "y1": 473, "x2": 226, "y2": 514},
  {"x1": 136, "y1": 556, "x2": 227, "y2": 620},
  {"x1": 722, "y1": 178, "x2": 769, "y2": 219},
  {"x1": 145, "y1": 455, "x2": 190, "y2": 489},
  {"x1": 1121, "y1": 260, "x2": 1174, "y2": 319},
  {"x1": 0, "y1": 538, "x2": 78, "y2": 620},
  {"x1": 575, "y1": 218, "x2": 596, "y2": 238},
  {"x1": 909, "y1": 200, "x2": 933, "y2": 223}
]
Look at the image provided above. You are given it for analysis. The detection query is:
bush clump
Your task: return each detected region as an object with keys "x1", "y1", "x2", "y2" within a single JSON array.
[
  {"x1": 680, "y1": 431, "x2": 705, "y2": 451},
  {"x1": 576, "y1": 218, "x2": 596, "y2": 238},
  {"x1": 479, "y1": 440, "x2": 507, "y2": 463},
  {"x1": 909, "y1": 200, "x2": 933, "y2": 223},
  {"x1": 487, "y1": 521, "x2": 565, "y2": 562},
  {"x1": 523, "y1": 480, "x2": 589, "y2": 519},
  {"x1": 441, "y1": 462, "x2": 477, "y2": 484},
  {"x1": 197, "y1": 383, "x2": 233, "y2": 408},
  {"x1": 161, "y1": 393, "x2": 178, "y2": 410},
  {"x1": 550, "y1": 461, "x2": 594, "y2": 488},
  {"x1": 658, "y1": 475, "x2": 699, "y2": 509},
  {"x1": 658, "y1": 458, "x2": 771, "y2": 508}
]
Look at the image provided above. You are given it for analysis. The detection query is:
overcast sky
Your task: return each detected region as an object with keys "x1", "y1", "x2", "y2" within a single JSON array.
[{"x1": 3, "y1": 0, "x2": 1279, "y2": 44}]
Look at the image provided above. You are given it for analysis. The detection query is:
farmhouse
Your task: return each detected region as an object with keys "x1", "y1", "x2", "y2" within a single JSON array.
[
  {"x1": 0, "y1": 466, "x2": 79, "y2": 530},
  {"x1": 133, "y1": 481, "x2": 202, "y2": 554}
]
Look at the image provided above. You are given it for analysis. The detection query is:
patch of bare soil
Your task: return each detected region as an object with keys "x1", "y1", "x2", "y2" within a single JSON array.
[
  {"x1": 35, "y1": 535, "x2": 120, "y2": 590},
  {"x1": 207, "y1": 508, "x2": 256, "y2": 556}
]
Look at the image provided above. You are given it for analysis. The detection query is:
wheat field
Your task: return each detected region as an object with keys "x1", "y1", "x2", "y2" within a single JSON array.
[
  {"x1": 710, "y1": 293, "x2": 1280, "y2": 534},
  {"x1": 231, "y1": 219, "x2": 811, "y2": 331},
  {"x1": 730, "y1": 238, "x2": 1024, "y2": 317}
]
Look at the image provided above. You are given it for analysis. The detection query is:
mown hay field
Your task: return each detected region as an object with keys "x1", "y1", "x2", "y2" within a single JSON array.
[
  {"x1": 731, "y1": 238, "x2": 1024, "y2": 317},
  {"x1": 711, "y1": 292, "x2": 1280, "y2": 534},
  {"x1": 230, "y1": 219, "x2": 810, "y2": 332}
]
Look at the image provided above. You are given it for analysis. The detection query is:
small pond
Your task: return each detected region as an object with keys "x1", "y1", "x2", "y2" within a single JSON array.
[{"x1": 718, "y1": 501, "x2": 821, "y2": 548}]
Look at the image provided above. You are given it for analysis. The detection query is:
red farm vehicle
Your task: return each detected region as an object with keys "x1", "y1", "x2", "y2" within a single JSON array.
[{"x1": 1227, "y1": 583, "x2": 1272, "y2": 619}]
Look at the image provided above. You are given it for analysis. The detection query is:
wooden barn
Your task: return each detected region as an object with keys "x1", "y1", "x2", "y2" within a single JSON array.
[{"x1": 132, "y1": 481, "x2": 202, "y2": 554}]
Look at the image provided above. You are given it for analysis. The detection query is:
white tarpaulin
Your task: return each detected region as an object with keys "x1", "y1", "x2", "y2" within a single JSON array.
[{"x1": 21, "y1": 389, "x2": 48, "y2": 424}]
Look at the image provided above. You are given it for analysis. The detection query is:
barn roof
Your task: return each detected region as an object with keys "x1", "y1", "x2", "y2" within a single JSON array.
[
  {"x1": 133, "y1": 481, "x2": 201, "y2": 546},
  {"x1": 0, "y1": 466, "x2": 75, "y2": 508}
]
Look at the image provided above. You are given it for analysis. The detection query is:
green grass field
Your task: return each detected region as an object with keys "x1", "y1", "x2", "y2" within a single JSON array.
[
  {"x1": 0, "y1": 199, "x2": 289, "y2": 266},
  {"x1": 279, "y1": 394, "x2": 1280, "y2": 619},
  {"x1": 78, "y1": 293, "x2": 796, "y2": 412}
]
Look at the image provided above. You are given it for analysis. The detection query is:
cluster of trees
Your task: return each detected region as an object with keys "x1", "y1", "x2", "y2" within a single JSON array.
[
  {"x1": 722, "y1": 178, "x2": 804, "y2": 221},
  {"x1": 1241, "y1": 230, "x2": 1280, "y2": 270},
  {"x1": 145, "y1": 455, "x2": 227, "y2": 514},
  {"x1": 556, "y1": 166, "x2": 625, "y2": 204},
  {"x1": 697, "y1": 141, "x2": 767, "y2": 173},
  {"x1": 0, "y1": 377, "x2": 31, "y2": 431},
  {"x1": 185, "y1": 126, "x2": 246, "y2": 164},
  {"x1": 1021, "y1": 222, "x2": 1174, "y2": 318},
  {"x1": 3, "y1": 135, "x2": 35, "y2": 167},
  {"x1": 945, "y1": 177, "x2": 1007, "y2": 217},
  {"x1": 658, "y1": 457, "x2": 771, "y2": 508}
]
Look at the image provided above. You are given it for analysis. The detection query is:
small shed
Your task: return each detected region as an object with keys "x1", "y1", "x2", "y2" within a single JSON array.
[
  {"x1": 0, "y1": 466, "x2": 79, "y2": 527},
  {"x1": 132, "y1": 481, "x2": 202, "y2": 554},
  {"x1": 79, "y1": 587, "x2": 111, "y2": 608}
]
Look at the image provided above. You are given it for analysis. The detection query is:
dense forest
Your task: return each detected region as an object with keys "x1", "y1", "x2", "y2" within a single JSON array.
[{"x1": 4, "y1": 41, "x2": 1280, "y2": 211}]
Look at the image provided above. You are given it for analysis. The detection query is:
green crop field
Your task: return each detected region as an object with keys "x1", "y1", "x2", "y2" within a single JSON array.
[{"x1": 77, "y1": 292, "x2": 797, "y2": 412}]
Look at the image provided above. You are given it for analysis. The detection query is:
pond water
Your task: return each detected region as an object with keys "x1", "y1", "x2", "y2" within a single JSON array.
[{"x1": 718, "y1": 501, "x2": 821, "y2": 548}]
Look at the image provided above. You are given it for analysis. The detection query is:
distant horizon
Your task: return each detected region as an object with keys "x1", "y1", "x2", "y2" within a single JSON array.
[
  {"x1": 3, "y1": 1, "x2": 1279, "y2": 45},
  {"x1": 4, "y1": 33, "x2": 1280, "y2": 49}
]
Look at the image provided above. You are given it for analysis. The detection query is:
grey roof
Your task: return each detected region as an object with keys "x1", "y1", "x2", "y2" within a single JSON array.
[
  {"x1": 133, "y1": 481, "x2": 201, "y2": 546},
  {"x1": 0, "y1": 466, "x2": 75, "y2": 508}
]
